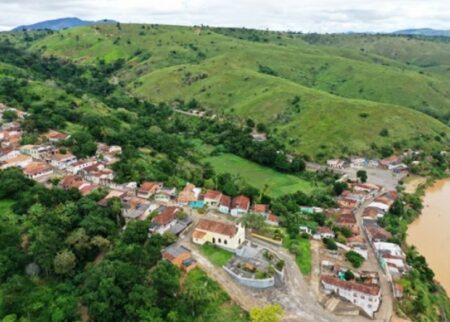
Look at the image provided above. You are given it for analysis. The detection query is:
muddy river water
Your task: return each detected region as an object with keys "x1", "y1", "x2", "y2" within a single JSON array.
[{"x1": 407, "y1": 178, "x2": 450, "y2": 295}]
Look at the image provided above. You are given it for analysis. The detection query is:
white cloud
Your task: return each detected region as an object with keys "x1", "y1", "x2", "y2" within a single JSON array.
[{"x1": 0, "y1": 0, "x2": 449, "y2": 32}]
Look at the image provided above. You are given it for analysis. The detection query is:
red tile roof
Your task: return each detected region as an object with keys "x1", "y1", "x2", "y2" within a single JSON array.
[
  {"x1": 267, "y1": 213, "x2": 279, "y2": 223},
  {"x1": 196, "y1": 219, "x2": 237, "y2": 237},
  {"x1": 321, "y1": 275, "x2": 381, "y2": 296},
  {"x1": 204, "y1": 190, "x2": 222, "y2": 200},
  {"x1": 337, "y1": 213, "x2": 357, "y2": 225},
  {"x1": 317, "y1": 226, "x2": 334, "y2": 234},
  {"x1": 253, "y1": 204, "x2": 269, "y2": 213},
  {"x1": 220, "y1": 194, "x2": 231, "y2": 207},
  {"x1": 153, "y1": 207, "x2": 178, "y2": 226},
  {"x1": 139, "y1": 181, "x2": 161, "y2": 194},
  {"x1": 23, "y1": 162, "x2": 51, "y2": 176},
  {"x1": 231, "y1": 195, "x2": 250, "y2": 210}
]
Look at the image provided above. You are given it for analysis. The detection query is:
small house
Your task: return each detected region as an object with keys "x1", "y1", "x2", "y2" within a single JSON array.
[
  {"x1": 230, "y1": 195, "x2": 250, "y2": 217},
  {"x1": 137, "y1": 181, "x2": 163, "y2": 199},
  {"x1": 218, "y1": 194, "x2": 231, "y2": 214},
  {"x1": 162, "y1": 245, "x2": 197, "y2": 272}
]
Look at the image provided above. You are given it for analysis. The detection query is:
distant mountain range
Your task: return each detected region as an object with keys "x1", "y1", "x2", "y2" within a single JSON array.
[
  {"x1": 393, "y1": 28, "x2": 450, "y2": 37},
  {"x1": 12, "y1": 17, "x2": 116, "y2": 32}
]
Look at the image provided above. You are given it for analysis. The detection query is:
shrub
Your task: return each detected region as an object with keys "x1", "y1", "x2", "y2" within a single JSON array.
[
  {"x1": 379, "y1": 128, "x2": 390, "y2": 137},
  {"x1": 346, "y1": 251, "x2": 365, "y2": 268},
  {"x1": 323, "y1": 238, "x2": 338, "y2": 251},
  {"x1": 275, "y1": 260, "x2": 285, "y2": 271}
]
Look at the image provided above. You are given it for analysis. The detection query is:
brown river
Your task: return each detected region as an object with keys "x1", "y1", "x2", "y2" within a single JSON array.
[{"x1": 407, "y1": 178, "x2": 450, "y2": 295}]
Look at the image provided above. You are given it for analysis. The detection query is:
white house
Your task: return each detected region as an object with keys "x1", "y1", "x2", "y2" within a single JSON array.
[
  {"x1": 23, "y1": 162, "x2": 53, "y2": 180},
  {"x1": 218, "y1": 195, "x2": 231, "y2": 214},
  {"x1": 19, "y1": 144, "x2": 53, "y2": 160},
  {"x1": 0, "y1": 154, "x2": 32, "y2": 170},
  {"x1": 230, "y1": 195, "x2": 250, "y2": 217},
  {"x1": 193, "y1": 218, "x2": 245, "y2": 251},
  {"x1": 203, "y1": 190, "x2": 223, "y2": 207},
  {"x1": 67, "y1": 158, "x2": 97, "y2": 175},
  {"x1": 373, "y1": 242, "x2": 407, "y2": 278},
  {"x1": 50, "y1": 152, "x2": 77, "y2": 170},
  {"x1": 367, "y1": 202, "x2": 390, "y2": 213},
  {"x1": 321, "y1": 275, "x2": 381, "y2": 317},
  {"x1": 149, "y1": 207, "x2": 179, "y2": 235},
  {"x1": 350, "y1": 157, "x2": 367, "y2": 168},
  {"x1": 313, "y1": 227, "x2": 335, "y2": 240},
  {"x1": 154, "y1": 187, "x2": 177, "y2": 203},
  {"x1": 0, "y1": 149, "x2": 20, "y2": 161}
]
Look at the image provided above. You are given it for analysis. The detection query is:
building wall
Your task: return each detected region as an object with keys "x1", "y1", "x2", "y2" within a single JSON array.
[
  {"x1": 230, "y1": 208, "x2": 248, "y2": 217},
  {"x1": 223, "y1": 265, "x2": 275, "y2": 288},
  {"x1": 193, "y1": 224, "x2": 245, "y2": 250},
  {"x1": 218, "y1": 205, "x2": 229, "y2": 214},
  {"x1": 322, "y1": 282, "x2": 380, "y2": 317}
]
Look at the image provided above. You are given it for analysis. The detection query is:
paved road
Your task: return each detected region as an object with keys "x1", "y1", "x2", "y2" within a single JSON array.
[
  {"x1": 179, "y1": 210, "x2": 368, "y2": 322},
  {"x1": 354, "y1": 196, "x2": 394, "y2": 322}
]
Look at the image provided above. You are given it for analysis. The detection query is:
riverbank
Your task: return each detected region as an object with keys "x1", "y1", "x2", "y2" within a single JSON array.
[
  {"x1": 378, "y1": 176, "x2": 450, "y2": 321},
  {"x1": 407, "y1": 178, "x2": 450, "y2": 296}
]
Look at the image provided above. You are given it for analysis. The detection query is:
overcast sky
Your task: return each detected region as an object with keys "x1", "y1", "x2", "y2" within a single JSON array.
[{"x1": 1, "y1": 0, "x2": 450, "y2": 32}]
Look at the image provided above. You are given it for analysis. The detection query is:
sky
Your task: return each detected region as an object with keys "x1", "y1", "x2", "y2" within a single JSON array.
[{"x1": 1, "y1": 0, "x2": 450, "y2": 32}]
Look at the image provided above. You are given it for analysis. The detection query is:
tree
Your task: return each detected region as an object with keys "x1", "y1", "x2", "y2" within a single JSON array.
[
  {"x1": 53, "y1": 249, "x2": 77, "y2": 275},
  {"x1": 66, "y1": 131, "x2": 97, "y2": 158},
  {"x1": 356, "y1": 170, "x2": 367, "y2": 183},
  {"x1": 246, "y1": 118, "x2": 255, "y2": 128},
  {"x1": 344, "y1": 270, "x2": 355, "y2": 281},
  {"x1": 240, "y1": 213, "x2": 266, "y2": 230},
  {"x1": 345, "y1": 251, "x2": 365, "y2": 268},
  {"x1": 148, "y1": 261, "x2": 180, "y2": 309},
  {"x1": 2, "y1": 109, "x2": 17, "y2": 121},
  {"x1": 250, "y1": 304, "x2": 284, "y2": 322},
  {"x1": 379, "y1": 128, "x2": 389, "y2": 137},
  {"x1": 290, "y1": 157, "x2": 306, "y2": 173},
  {"x1": 333, "y1": 181, "x2": 348, "y2": 196},
  {"x1": 122, "y1": 219, "x2": 150, "y2": 244},
  {"x1": 323, "y1": 238, "x2": 338, "y2": 251}
]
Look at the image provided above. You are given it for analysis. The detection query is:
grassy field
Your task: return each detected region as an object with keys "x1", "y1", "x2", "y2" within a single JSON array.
[
  {"x1": 284, "y1": 237, "x2": 312, "y2": 275},
  {"x1": 22, "y1": 24, "x2": 450, "y2": 159},
  {"x1": 199, "y1": 243, "x2": 234, "y2": 267},
  {"x1": 204, "y1": 153, "x2": 319, "y2": 197},
  {"x1": 183, "y1": 269, "x2": 249, "y2": 322}
]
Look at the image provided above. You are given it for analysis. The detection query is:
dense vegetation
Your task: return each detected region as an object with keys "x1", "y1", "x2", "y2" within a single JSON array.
[
  {"x1": 0, "y1": 168, "x2": 249, "y2": 322},
  {"x1": 2, "y1": 24, "x2": 449, "y2": 159}
]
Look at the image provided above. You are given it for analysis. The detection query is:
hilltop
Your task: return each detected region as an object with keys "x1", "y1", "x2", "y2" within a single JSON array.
[
  {"x1": 12, "y1": 17, "x2": 116, "y2": 32},
  {"x1": 2, "y1": 23, "x2": 450, "y2": 159},
  {"x1": 394, "y1": 28, "x2": 450, "y2": 37}
]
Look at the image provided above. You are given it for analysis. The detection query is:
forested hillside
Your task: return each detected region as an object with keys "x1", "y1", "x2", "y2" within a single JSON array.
[{"x1": 1, "y1": 24, "x2": 448, "y2": 159}]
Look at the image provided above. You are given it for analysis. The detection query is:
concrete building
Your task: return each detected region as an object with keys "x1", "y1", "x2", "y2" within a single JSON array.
[{"x1": 321, "y1": 275, "x2": 381, "y2": 318}]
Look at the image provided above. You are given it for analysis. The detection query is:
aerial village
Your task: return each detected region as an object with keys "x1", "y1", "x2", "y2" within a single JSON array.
[{"x1": 0, "y1": 102, "x2": 413, "y2": 319}]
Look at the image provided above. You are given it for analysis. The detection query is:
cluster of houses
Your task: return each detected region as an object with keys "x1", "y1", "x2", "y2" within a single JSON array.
[
  {"x1": 200, "y1": 189, "x2": 279, "y2": 225},
  {"x1": 299, "y1": 177, "x2": 407, "y2": 317},
  {"x1": 327, "y1": 155, "x2": 409, "y2": 174}
]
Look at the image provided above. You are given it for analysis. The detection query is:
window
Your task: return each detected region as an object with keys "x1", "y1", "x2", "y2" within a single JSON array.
[
  {"x1": 218, "y1": 238, "x2": 222, "y2": 243},
  {"x1": 239, "y1": 239, "x2": 241, "y2": 244},
  {"x1": 224, "y1": 240, "x2": 227, "y2": 244},
  {"x1": 212, "y1": 237, "x2": 216, "y2": 244},
  {"x1": 361, "y1": 295, "x2": 365, "y2": 299}
]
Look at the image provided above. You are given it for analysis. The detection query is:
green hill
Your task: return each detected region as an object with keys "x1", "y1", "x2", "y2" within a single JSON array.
[{"x1": 4, "y1": 24, "x2": 450, "y2": 158}]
